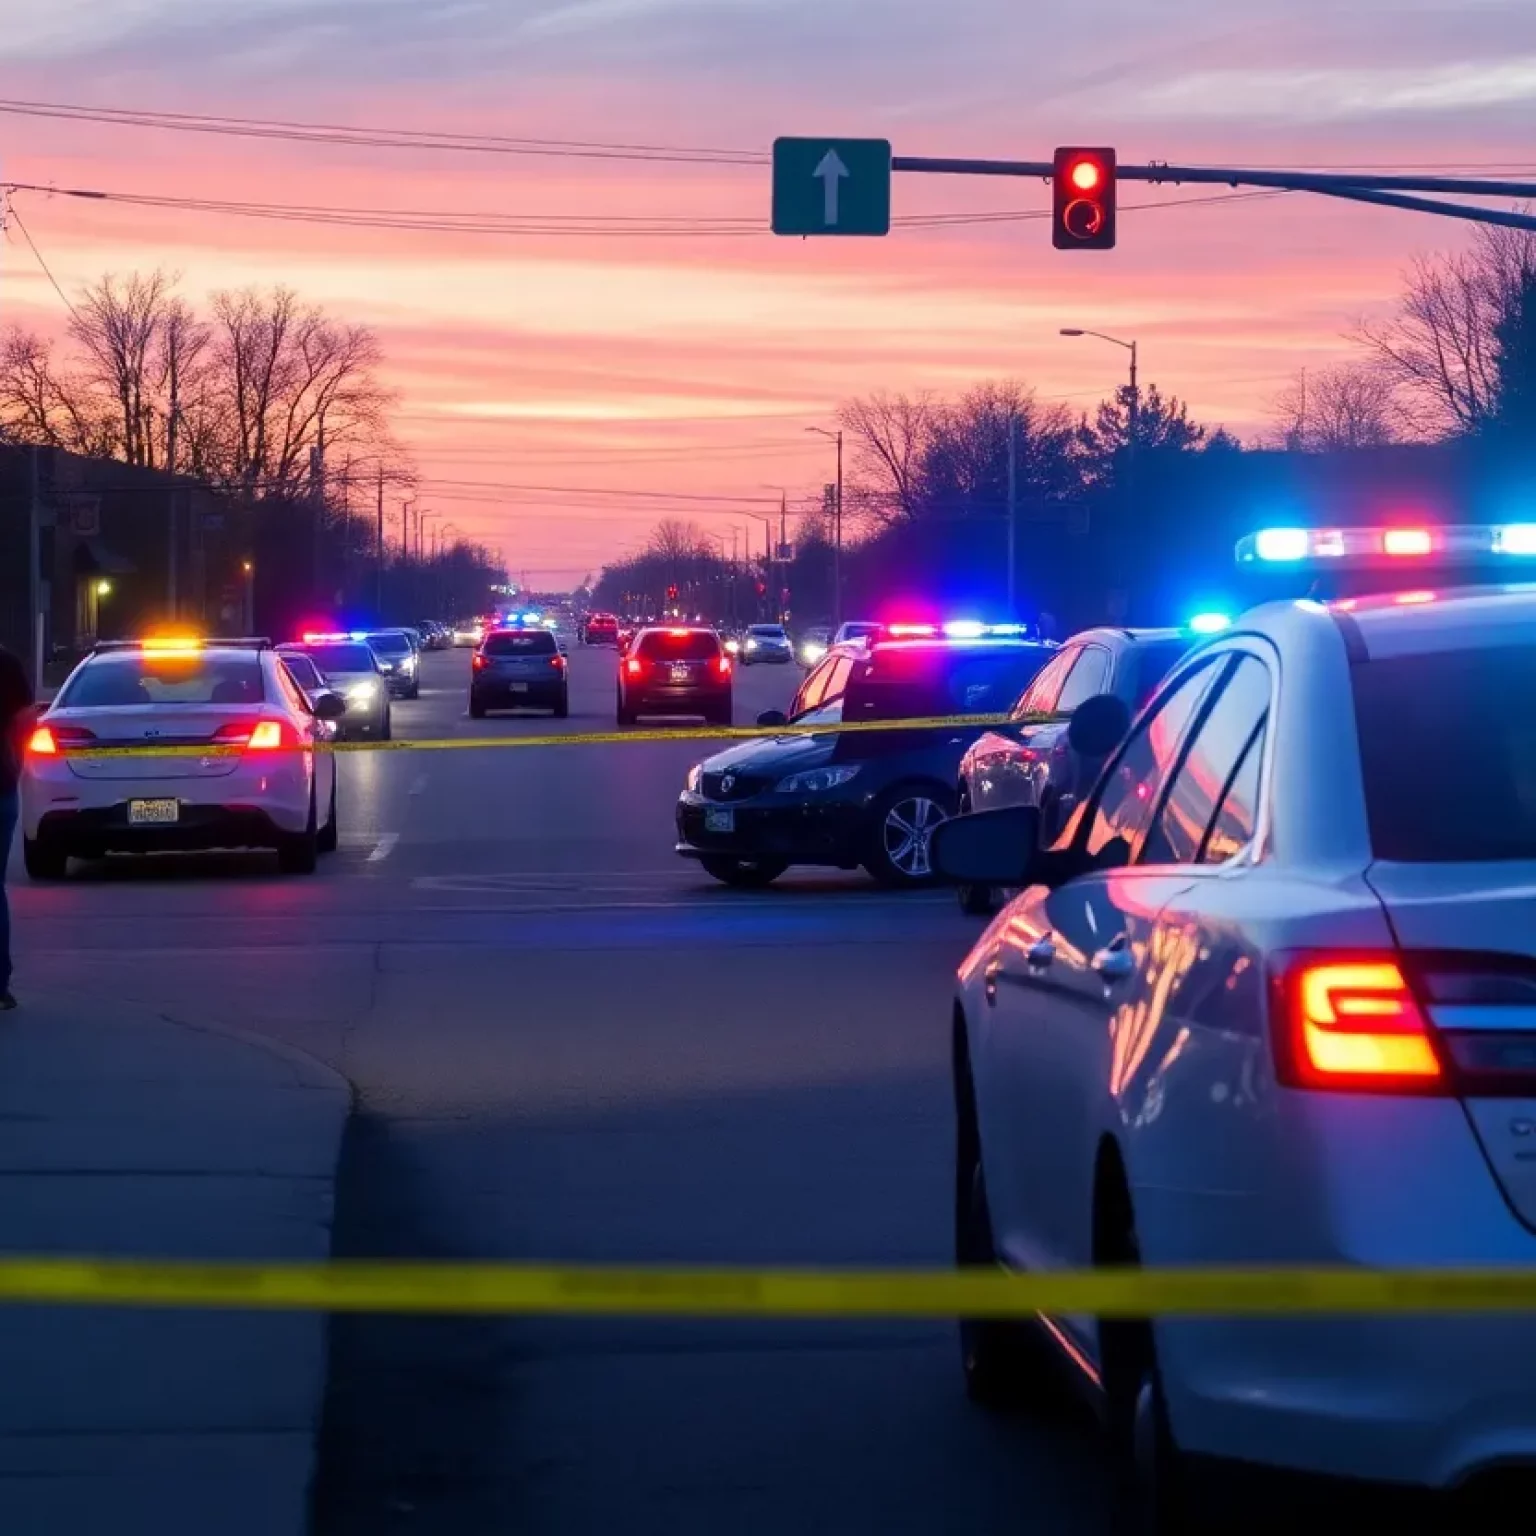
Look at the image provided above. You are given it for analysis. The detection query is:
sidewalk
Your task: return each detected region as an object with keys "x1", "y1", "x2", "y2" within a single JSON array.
[{"x1": 0, "y1": 993, "x2": 352, "y2": 1535}]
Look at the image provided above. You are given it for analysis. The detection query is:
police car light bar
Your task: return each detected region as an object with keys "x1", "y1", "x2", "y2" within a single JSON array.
[
  {"x1": 885, "y1": 621, "x2": 1032, "y2": 639},
  {"x1": 1237, "y1": 524, "x2": 1536, "y2": 566},
  {"x1": 1187, "y1": 611, "x2": 1232, "y2": 635}
]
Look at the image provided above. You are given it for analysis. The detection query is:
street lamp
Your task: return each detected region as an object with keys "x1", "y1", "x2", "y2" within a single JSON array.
[
  {"x1": 1059, "y1": 328, "x2": 1139, "y2": 432},
  {"x1": 805, "y1": 427, "x2": 843, "y2": 628}
]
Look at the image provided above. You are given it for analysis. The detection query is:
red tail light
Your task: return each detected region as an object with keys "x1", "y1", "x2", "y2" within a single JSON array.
[
  {"x1": 1272, "y1": 954, "x2": 1444, "y2": 1094},
  {"x1": 716, "y1": 655, "x2": 732, "y2": 677},
  {"x1": 551, "y1": 655, "x2": 566, "y2": 670},
  {"x1": 213, "y1": 720, "x2": 290, "y2": 751},
  {"x1": 626, "y1": 657, "x2": 644, "y2": 676},
  {"x1": 472, "y1": 653, "x2": 489, "y2": 671},
  {"x1": 27, "y1": 724, "x2": 96, "y2": 756}
]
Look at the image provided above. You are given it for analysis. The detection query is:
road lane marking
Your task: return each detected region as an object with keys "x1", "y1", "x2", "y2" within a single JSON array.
[{"x1": 366, "y1": 833, "x2": 400, "y2": 863}]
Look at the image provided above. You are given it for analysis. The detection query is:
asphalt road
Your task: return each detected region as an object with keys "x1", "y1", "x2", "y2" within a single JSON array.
[{"x1": 8, "y1": 643, "x2": 1117, "y2": 1534}]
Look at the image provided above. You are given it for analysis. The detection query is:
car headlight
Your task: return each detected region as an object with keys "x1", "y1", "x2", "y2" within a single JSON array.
[
  {"x1": 800, "y1": 644, "x2": 826, "y2": 665},
  {"x1": 745, "y1": 638, "x2": 759, "y2": 651},
  {"x1": 725, "y1": 639, "x2": 740, "y2": 654},
  {"x1": 685, "y1": 763, "x2": 702, "y2": 793},
  {"x1": 347, "y1": 680, "x2": 380, "y2": 700},
  {"x1": 775, "y1": 764, "x2": 860, "y2": 794}
]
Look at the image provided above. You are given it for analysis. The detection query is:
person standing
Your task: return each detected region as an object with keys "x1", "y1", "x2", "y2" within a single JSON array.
[{"x1": 0, "y1": 643, "x2": 34, "y2": 1011}]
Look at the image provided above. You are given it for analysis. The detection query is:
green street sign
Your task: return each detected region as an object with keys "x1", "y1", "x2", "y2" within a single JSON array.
[{"x1": 772, "y1": 137, "x2": 892, "y2": 236}]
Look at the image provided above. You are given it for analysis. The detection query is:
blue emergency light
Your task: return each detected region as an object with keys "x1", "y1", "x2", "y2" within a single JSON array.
[{"x1": 1187, "y1": 611, "x2": 1232, "y2": 635}]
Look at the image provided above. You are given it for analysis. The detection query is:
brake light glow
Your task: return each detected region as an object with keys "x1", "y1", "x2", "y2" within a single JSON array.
[
  {"x1": 247, "y1": 721, "x2": 285, "y2": 750},
  {"x1": 551, "y1": 655, "x2": 566, "y2": 669},
  {"x1": 716, "y1": 655, "x2": 731, "y2": 676},
  {"x1": 626, "y1": 657, "x2": 643, "y2": 676},
  {"x1": 669, "y1": 628, "x2": 691, "y2": 636},
  {"x1": 1382, "y1": 527, "x2": 1432, "y2": 556},
  {"x1": 27, "y1": 726, "x2": 58, "y2": 755},
  {"x1": 472, "y1": 653, "x2": 489, "y2": 671},
  {"x1": 1273, "y1": 956, "x2": 1443, "y2": 1093}
]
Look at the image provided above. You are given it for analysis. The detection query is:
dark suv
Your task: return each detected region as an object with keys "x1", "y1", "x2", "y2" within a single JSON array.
[
  {"x1": 470, "y1": 626, "x2": 570, "y2": 717},
  {"x1": 618, "y1": 627, "x2": 732, "y2": 725}
]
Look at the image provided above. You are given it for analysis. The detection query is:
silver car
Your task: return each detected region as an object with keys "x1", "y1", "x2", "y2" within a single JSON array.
[{"x1": 739, "y1": 623, "x2": 793, "y2": 665}]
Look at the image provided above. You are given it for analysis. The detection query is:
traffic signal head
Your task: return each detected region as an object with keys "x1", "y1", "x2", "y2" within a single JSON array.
[{"x1": 1052, "y1": 147, "x2": 1116, "y2": 250}]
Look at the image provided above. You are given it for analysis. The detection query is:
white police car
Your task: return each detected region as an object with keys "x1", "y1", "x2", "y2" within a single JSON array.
[{"x1": 933, "y1": 523, "x2": 1536, "y2": 1521}]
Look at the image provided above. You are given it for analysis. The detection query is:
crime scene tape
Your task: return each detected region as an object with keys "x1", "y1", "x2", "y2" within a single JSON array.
[
  {"x1": 3, "y1": 1260, "x2": 1536, "y2": 1316},
  {"x1": 51, "y1": 711, "x2": 1040, "y2": 760}
]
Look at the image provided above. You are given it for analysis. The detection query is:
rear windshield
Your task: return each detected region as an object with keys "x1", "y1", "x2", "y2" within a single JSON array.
[
  {"x1": 295, "y1": 644, "x2": 375, "y2": 673},
  {"x1": 635, "y1": 629, "x2": 720, "y2": 660},
  {"x1": 63, "y1": 652, "x2": 267, "y2": 708},
  {"x1": 1355, "y1": 646, "x2": 1536, "y2": 861},
  {"x1": 483, "y1": 630, "x2": 556, "y2": 656},
  {"x1": 1131, "y1": 639, "x2": 1197, "y2": 706},
  {"x1": 368, "y1": 632, "x2": 412, "y2": 655},
  {"x1": 844, "y1": 647, "x2": 1052, "y2": 723}
]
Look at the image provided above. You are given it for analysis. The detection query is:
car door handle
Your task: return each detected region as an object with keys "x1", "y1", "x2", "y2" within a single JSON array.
[
  {"x1": 1025, "y1": 937, "x2": 1056, "y2": 971},
  {"x1": 1091, "y1": 943, "x2": 1135, "y2": 982}
]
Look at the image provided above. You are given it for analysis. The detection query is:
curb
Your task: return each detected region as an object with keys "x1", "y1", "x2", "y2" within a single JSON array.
[{"x1": 152, "y1": 1010, "x2": 358, "y2": 1108}]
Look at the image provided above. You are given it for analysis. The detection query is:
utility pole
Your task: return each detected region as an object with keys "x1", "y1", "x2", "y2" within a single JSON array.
[
  {"x1": 166, "y1": 399, "x2": 179, "y2": 618},
  {"x1": 27, "y1": 446, "x2": 43, "y2": 695},
  {"x1": 834, "y1": 430, "x2": 843, "y2": 630},
  {"x1": 375, "y1": 466, "x2": 385, "y2": 614},
  {"x1": 1006, "y1": 412, "x2": 1017, "y2": 618}
]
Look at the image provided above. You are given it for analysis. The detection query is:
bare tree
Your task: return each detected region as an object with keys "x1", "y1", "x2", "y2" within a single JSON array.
[
  {"x1": 1355, "y1": 223, "x2": 1536, "y2": 436},
  {"x1": 204, "y1": 286, "x2": 397, "y2": 494},
  {"x1": 0, "y1": 326, "x2": 117, "y2": 455},
  {"x1": 645, "y1": 517, "x2": 712, "y2": 569},
  {"x1": 1269, "y1": 362, "x2": 1403, "y2": 451},
  {"x1": 836, "y1": 390, "x2": 941, "y2": 527}
]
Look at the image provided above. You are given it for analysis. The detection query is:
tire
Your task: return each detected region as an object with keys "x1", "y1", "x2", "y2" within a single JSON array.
[
  {"x1": 698, "y1": 855, "x2": 787, "y2": 888},
  {"x1": 616, "y1": 693, "x2": 637, "y2": 726},
  {"x1": 277, "y1": 791, "x2": 319, "y2": 875},
  {"x1": 553, "y1": 692, "x2": 569, "y2": 719},
  {"x1": 23, "y1": 837, "x2": 67, "y2": 881},
  {"x1": 317, "y1": 772, "x2": 339, "y2": 853},
  {"x1": 469, "y1": 696, "x2": 487, "y2": 720},
  {"x1": 863, "y1": 783, "x2": 954, "y2": 887},
  {"x1": 407, "y1": 683, "x2": 420, "y2": 700},
  {"x1": 379, "y1": 710, "x2": 393, "y2": 742}
]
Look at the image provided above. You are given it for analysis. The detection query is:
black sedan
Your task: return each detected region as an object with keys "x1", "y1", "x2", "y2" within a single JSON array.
[
  {"x1": 675, "y1": 636, "x2": 1055, "y2": 887},
  {"x1": 618, "y1": 626, "x2": 732, "y2": 725}
]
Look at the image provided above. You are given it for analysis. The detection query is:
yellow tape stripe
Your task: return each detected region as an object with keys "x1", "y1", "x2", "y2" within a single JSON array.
[
  {"x1": 1, "y1": 1261, "x2": 1535, "y2": 1315},
  {"x1": 49, "y1": 712, "x2": 1046, "y2": 760}
]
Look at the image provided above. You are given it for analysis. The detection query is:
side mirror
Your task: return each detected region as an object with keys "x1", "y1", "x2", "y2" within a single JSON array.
[
  {"x1": 930, "y1": 805, "x2": 1043, "y2": 888},
  {"x1": 313, "y1": 690, "x2": 347, "y2": 721},
  {"x1": 756, "y1": 709, "x2": 788, "y2": 728},
  {"x1": 1068, "y1": 692, "x2": 1132, "y2": 759}
]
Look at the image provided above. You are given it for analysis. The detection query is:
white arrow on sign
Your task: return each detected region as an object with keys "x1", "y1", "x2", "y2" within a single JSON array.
[{"x1": 813, "y1": 149, "x2": 849, "y2": 226}]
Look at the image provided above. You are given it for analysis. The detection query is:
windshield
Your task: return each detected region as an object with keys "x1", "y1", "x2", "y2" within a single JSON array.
[
  {"x1": 281, "y1": 654, "x2": 324, "y2": 689},
  {"x1": 844, "y1": 647, "x2": 1052, "y2": 722},
  {"x1": 294, "y1": 644, "x2": 375, "y2": 674},
  {"x1": 367, "y1": 632, "x2": 412, "y2": 655},
  {"x1": 483, "y1": 630, "x2": 557, "y2": 655},
  {"x1": 1131, "y1": 639, "x2": 1198, "y2": 705},
  {"x1": 1355, "y1": 645, "x2": 1536, "y2": 861},
  {"x1": 749, "y1": 626, "x2": 786, "y2": 638},
  {"x1": 62, "y1": 652, "x2": 267, "y2": 707}
]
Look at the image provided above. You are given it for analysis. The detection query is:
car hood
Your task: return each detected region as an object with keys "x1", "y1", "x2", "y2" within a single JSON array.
[{"x1": 697, "y1": 731, "x2": 835, "y2": 776}]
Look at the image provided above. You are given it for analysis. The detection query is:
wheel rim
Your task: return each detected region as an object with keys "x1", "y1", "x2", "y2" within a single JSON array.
[{"x1": 883, "y1": 795, "x2": 947, "y2": 878}]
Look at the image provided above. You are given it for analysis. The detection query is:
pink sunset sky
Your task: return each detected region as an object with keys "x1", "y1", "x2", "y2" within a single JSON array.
[{"x1": 2, "y1": 0, "x2": 1533, "y2": 585}]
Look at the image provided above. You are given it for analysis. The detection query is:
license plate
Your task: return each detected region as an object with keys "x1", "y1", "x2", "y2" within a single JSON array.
[
  {"x1": 670, "y1": 665, "x2": 690, "y2": 682},
  {"x1": 704, "y1": 808, "x2": 734, "y2": 833},
  {"x1": 510, "y1": 682, "x2": 529, "y2": 693},
  {"x1": 128, "y1": 798, "x2": 179, "y2": 826}
]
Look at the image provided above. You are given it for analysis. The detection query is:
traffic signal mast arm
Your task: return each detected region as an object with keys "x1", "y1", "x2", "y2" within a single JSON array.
[{"x1": 890, "y1": 155, "x2": 1536, "y2": 232}]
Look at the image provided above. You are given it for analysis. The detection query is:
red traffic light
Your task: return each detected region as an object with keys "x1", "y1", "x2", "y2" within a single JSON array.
[{"x1": 1052, "y1": 147, "x2": 1116, "y2": 251}]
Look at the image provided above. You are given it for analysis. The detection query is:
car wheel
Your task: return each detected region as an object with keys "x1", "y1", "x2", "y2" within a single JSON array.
[
  {"x1": 864, "y1": 784, "x2": 953, "y2": 887},
  {"x1": 698, "y1": 856, "x2": 787, "y2": 888},
  {"x1": 277, "y1": 791, "x2": 320, "y2": 875},
  {"x1": 469, "y1": 696, "x2": 487, "y2": 720},
  {"x1": 317, "y1": 772, "x2": 339, "y2": 853},
  {"x1": 553, "y1": 693, "x2": 569, "y2": 719},
  {"x1": 616, "y1": 694, "x2": 637, "y2": 726},
  {"x1": 379, "y1": 710, "x2": 393, "y2": 742},
  {"x1": 22, "y1": 836, "x2": 67, "y2": 881}
]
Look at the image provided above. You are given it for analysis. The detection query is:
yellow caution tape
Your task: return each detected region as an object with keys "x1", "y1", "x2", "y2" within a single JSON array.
[
  {"x1": 51, "y1": 712, "x2": 1040, "y2": 761},
  {"x1": 1, "y1": 1260, "x2": 1536, "y2": 1315}
]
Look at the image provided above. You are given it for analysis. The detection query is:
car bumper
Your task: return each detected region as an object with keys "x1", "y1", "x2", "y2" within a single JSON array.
[
  {"x1": 1135, "y1": 1093, "x2": 1536, "y2": 1489},
  {"x1": 741, "y1": 648, "x2": 792, "y2": 663},
  {"x1": 339, "y1": 701, "x2": 389, "y2": 738},
  {"x1": 379, "y1": 672, "x2": 416, "y2": 696},
  {"x1": 625, "y1": 685, "x2": 730, "y2": 717},
  {"x1": 473, "y1": 682, "x2": 565, "y2": 708},
  {"x1": 675, "y1": 790, "x2": 865, "y2": 867}
]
